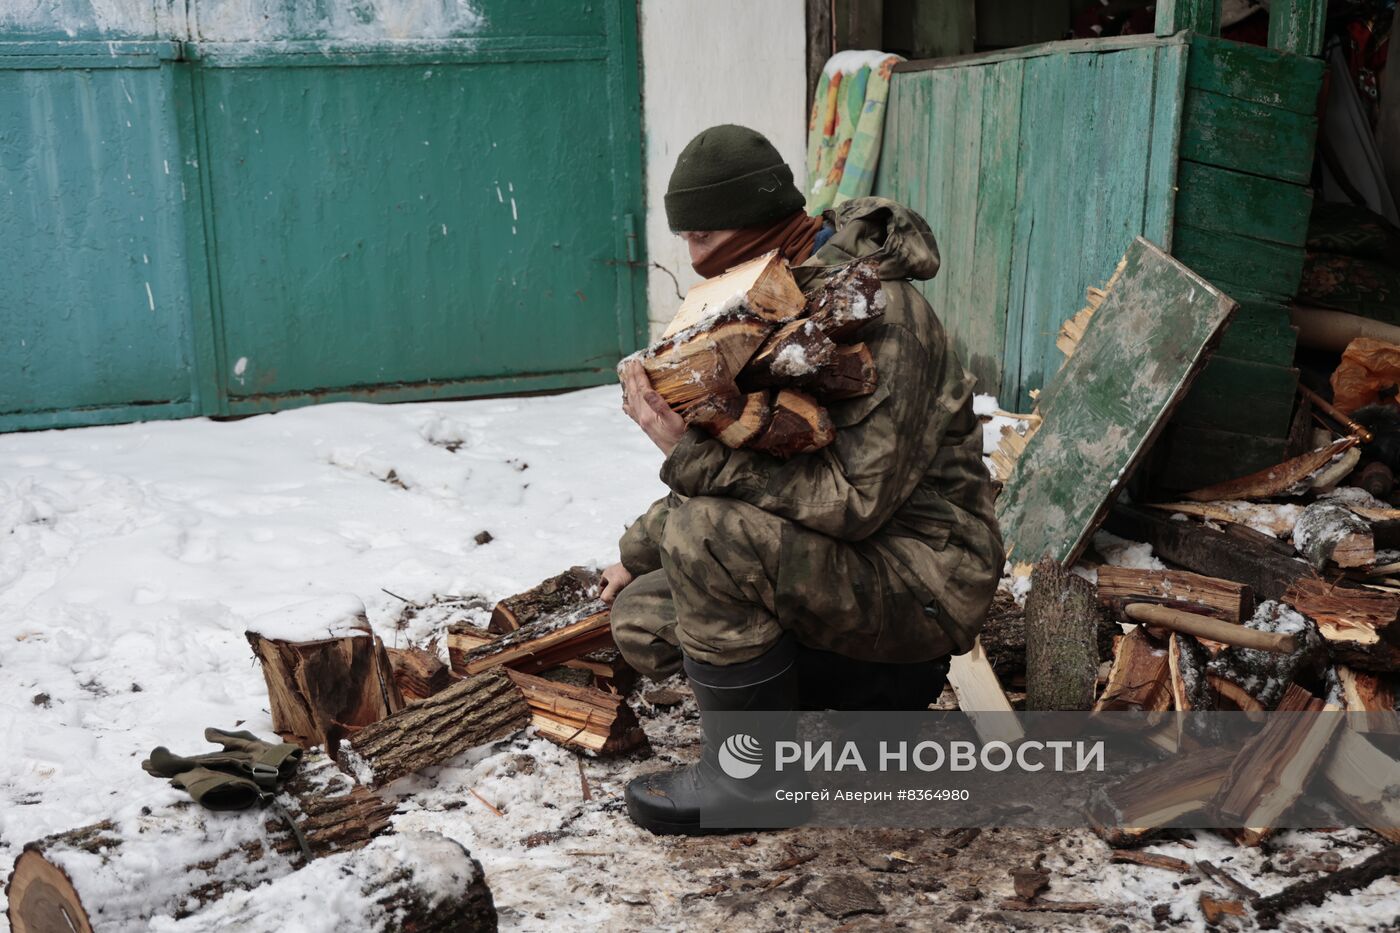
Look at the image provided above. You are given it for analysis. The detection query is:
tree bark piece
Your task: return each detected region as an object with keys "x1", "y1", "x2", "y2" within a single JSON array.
[
  {"x1": 1124, "y1": 604, "x2": 1298, "y2": 654},
  {"x1": 809, "y1": 342, "x2": 879, "y2": 401},
  {"x1": 1183, "y1": 437, "x2": 1359, "y2": 502},
  {"x1": 1283, "y1": 577, "x2": 1400, "y2": 672},
  {"x1": 804, "y1": 257, "x2": 885, "y2": 341},
  {"x1": 5, "y1": 754, "x2": 391, "y2": 932},
  {"x1": 1095, "y1": 627, "x2": 1172, "y2": 713},
  {"x1": 505, "y1": 670, "x2": 648, "y2": 755},
  {"x1": 459, "y1": 600, "x2": 613, "y2": 676},
  {"x1": 661, "y1": 251, "x2": 807, "y2": 339},
  {"x1": 148, "y1": 833, "x2": 497, "y2": 933},
  {"x1": 1253, "y1": 844, "x2": 1400, "y2": 928},
  {"x1": 750, "y1": 389, "x2": 836, "y2": 458},
  {"x1": 1106, "y1": 505, "x2": 1319, "y2": 602},
  {"x1": 337, "y1": 671, "x2": 530, "y2": 788},
  {"x1": 385, "y1": 647, "x2": 454, "y2": 703},
  {"x1": 740, "y1": 319, "x2": 839, "y2": 389},
  {"x1": 247, "y1": 631, "x2": 403, "y2": 751},
  {"x1": 1293, "y1": 501, "x2": 1375, "y2": 569},
  {"x1": 1212, "y1": 684, "x2": 1341, "y2": 846},
  {"x1": 488, "y1": 566, "x2": 601, "y2": 634},
  {"x1": 1097, "y1": 566, "x2": 1252, "y2": 622},
  {"x1": 1109, "y1": 850, "x2": 1192, "y2": 873},
  {"x1": 1199, "y1": 894, "x2": 1246, "y2": 926},
  {"x1": 1024, "y1": 559, "x2": 1101, "y2": 710}
]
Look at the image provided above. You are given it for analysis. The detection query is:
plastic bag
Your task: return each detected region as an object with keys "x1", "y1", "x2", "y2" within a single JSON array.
[{"x1": 1331, "y1": 337, "x2": 1400, "y2": 413}]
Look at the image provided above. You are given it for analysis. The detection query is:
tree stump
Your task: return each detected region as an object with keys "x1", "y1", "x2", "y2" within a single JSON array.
[
  {"x1": 1023, "y1": 559, "x2": 1102, "y2": 710},
  {"x1": 5, "y1": 754, "x2": 392, "y2": 931},
  {"x1": 337, "y1": 670, "x2": 530, "y2": 788},
  {"x1": 247, "y1": 628, "x2": 403, "y2": 751},
  {"x1": 146, "y1": 833, "x2": 497, "y2": 933}
]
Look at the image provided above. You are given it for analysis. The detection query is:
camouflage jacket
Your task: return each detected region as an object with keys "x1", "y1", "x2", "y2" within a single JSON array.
[{"x1": 619, "y1": 198, "x2": 1004, "y2": 654}]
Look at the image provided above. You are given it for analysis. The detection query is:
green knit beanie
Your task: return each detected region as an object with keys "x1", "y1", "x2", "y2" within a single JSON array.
[{"x1": 665, "y1": 124, "x2": 806, "y2": 231}]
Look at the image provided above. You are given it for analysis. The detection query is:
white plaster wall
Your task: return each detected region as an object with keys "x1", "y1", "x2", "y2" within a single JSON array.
[{"x1": 639, "y1": 0, "x2": 808, "y2": 337}]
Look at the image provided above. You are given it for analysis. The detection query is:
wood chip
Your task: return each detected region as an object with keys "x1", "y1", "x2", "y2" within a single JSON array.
[{"x1": 1111, "y1": 850, "x2": 1192, "y2": 873}]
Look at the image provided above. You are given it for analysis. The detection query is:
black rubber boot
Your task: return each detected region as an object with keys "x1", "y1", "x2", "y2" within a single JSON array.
[
  {"x1": 796, "y1": 647, "x2": 952, "y2": 711},
  {"x1": 625, "y1": 635, "x2": 801, "y2": 836}
]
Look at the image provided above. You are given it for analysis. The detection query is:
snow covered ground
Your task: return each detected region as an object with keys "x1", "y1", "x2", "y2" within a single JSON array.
[{"x1": 3, "y1": 387, "x2": 1398, "y2": 930}]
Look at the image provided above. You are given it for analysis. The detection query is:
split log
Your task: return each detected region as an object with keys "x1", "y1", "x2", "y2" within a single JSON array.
[
  {"x1": 1023, "y1": 559, "x2": 1100, "y2": 710},
  {"x1": 566, "y1": 647, "x2": 638, "y2": 694},
  {"x1": 337, "y1": 671, "x2": 530, "y2": 788},
  {"x1": 635, "y1": 310, "x2": 773, "y2": 419},
  {"x1": 148, "y1": 833, "x2": 496, "y2": 933},
  {"x1": 1323, "y1": 727, "x2": 1400, "y2": 843},
  {"x1": 808, "y1": 343, "x2": 878, "y2": 401},
  {"x1": 246, "y1": 611, "x2": 403, "y2": 751},
  {"x1": 1253, "y1": 844, "x2": 1400, "y2": 928},
  {"x1": 686, "y1": 390, "x2": 772, "y2": 448},
  {"x1": 739, "y1": 318, "x2": 839, "y2": 389},
  {"x1": 1147, "y1": 500, "x2": 1300, "y2": 538},
  {"x1": 488, "y1": 566, "x2": 601, "y2": 634},
  {"x1": 1106, "y1": 505, "x2": 1319, "y2": 602},
  {"x1": 1089, "y1": 746, "x2": 1237, "y2": 847},
  {"x1": 1168, "y1": 634, "x2": 1214, "y2": 711},
  {"x1": 506, "y1": 670, "x2": 648, "y2": 755},
  {"x1": 458, "y1": 600, "x2": 613, "y2": 676},
  {"x1": 1095, "y1": 627, "x2": 1172, "y2": 713},
  {"x1": 1097, "y1": 567, "x2": 1252, "y2": 623},
  {"x1": 750, "y1": 389, "x2": 836, "y2": 458},
  {"x1": 804, "y1": 257, "x2": 885, "y2": 341},
  {"x1": 1283, "y1": 578, "x2": 1400, "y2": 672},
  {"x1": 1124, "y1": 604, "x2": 1298, "y2": 654},
  {"x1": 1202, "y1": 602, "x2": 1327, "y2": 711},
  {"x1": 1335, "y1": 665, "x2": 1398, "y2": 732},
  {"x1": 1182, "y1": 437, "x2": 1358, "y2": 502},
  {"x1": 1212, "y1": 684, "x2": 1342, "y2": 846},
  {"x1": 385, "y1": 646, "x2": 454, "y2": 703},
  {"x1": 946, "y1": 639, "x2": 1025, "y2": 744},
  {"x1": 661, "y1": 250, "x2": 807, "y2": 338},
  {"x1": 1293, "y1": 501, "x2": 1375, "y2": 570},
  {"x1": 5, "y1": 754, "x2": 392, "y2": 931},
  {"x1": 446, "y1": 625, "x2": 497, "y2": 673}
]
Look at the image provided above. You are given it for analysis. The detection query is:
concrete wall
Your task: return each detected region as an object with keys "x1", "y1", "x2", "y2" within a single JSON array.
[{"x1": 639, "y1": 0, "x2": 808, "y2": 337}]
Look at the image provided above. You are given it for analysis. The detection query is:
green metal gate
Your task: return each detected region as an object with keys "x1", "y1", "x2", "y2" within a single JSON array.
[{"x1": 0, "y1": 1, "x2": 646, "y2": 432}]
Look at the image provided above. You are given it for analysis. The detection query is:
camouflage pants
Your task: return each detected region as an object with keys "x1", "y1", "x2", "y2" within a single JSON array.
[{"x1": 611, "y1": 496, "x2": 953, "y2": 679}]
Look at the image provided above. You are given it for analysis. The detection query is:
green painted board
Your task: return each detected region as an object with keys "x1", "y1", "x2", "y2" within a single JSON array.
[
  {"x1": 1180, "y1": 88, "x2": 1317, "y2": 184},
  {"x1": 1156, "y1": 0, "x2": 1221, "y2": 36},
  {"x1": 1186, "y1": 35, "x2": 1325, "y2": 114},
  {"x1": 1152, "y1": 423, "x2": 1289, "y2": 491},
  {"x1": 1171, "y1": 356, "x2": 1299, "y2": 437},
  {"x1": 1174, "y1": 160, "x2": 1313, "y2": 247},
  {"x1": 1172, "y1": 223, "x2": 1307, "y2": 300},
  {"x1": 996, "y1": 238, "x2": 1237, "y2": 566},
  {"x1": 1268, "y1": 0, "x2": 1328, "y2": 57},
  {"x1": 1213, "y1": 302, "x2": 1298, "y2": 366}
]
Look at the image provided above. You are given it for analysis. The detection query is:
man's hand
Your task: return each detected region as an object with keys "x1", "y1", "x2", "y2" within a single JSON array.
[
  {"x1": 600, "y1": 561, "x2": 634, "y2": 604},
  {"x1": 621, "y1": 360, "x2": 687, "y2": 457}
]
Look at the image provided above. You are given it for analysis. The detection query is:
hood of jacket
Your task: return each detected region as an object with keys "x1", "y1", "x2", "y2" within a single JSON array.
[{"x1": 796, "y1": 196, "x2": 941, "y2": 284}]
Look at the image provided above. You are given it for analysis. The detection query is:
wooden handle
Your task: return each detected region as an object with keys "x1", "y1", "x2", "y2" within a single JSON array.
[
  {"x1": 1296, "y1": 383, "x2": 1373, "y2": 443},
  {"x1": 1124, "y1": 603, "x2": 1297, "y2": 654}
]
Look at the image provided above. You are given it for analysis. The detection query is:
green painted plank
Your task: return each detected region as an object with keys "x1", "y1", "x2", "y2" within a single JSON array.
[
  {"x1": 965, "y1": 58, "x2": 1023, "y2": 394},
  {"x1": 996, "y1": 237, "x2": 1237, "y2": 566},
  {"x1": 1144, "y1": 42, "x2": 1188, "y2": 248},
  {"x1": 1172, "y1": 223, "x2": 1307, "y2": 300},
  {"x1": 0, "y1": 401, "x2": 201, "y2": 434},
  {"x1": 946, "y1": 65, "x2": 985, "y2": 391},
  {"x1": 1156, "y1": 0, "x2": 1220, "y2": 36},
  {"x1": 1174, "y1": 160, "x2": 1312, "y2": 246},
  {"x1": 1267, "y1": 0, "x2": 1327, "y2": 57},
  {"x1": 1152, "y1": 423, "x2": 1289, "y2": 491},
  {"x1": 1171, "y1": 357, "x2": 1298, "y2": 436},
  {"x1": 1186, "y1": 35, "x2": 1324, "y2": 114},
  {"x1": 1213, "y1": 302, "x2": 1298, "y2": 366},
  {"x1": 1180, "y1": 88, "x2": 1317, "y2": 184},
  {"x1": 894, "y1": 32, "x2": 1184, "y2": 74}
]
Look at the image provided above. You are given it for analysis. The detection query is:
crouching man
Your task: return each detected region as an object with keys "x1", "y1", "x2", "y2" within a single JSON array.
[{"x1": 603, "y1": 125, "x2": 1003, "y2": 835}]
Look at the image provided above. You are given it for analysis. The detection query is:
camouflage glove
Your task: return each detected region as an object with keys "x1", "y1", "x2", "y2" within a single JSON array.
[{"x1": 203, "y1": 727, "x2": 302, "y2": 783}]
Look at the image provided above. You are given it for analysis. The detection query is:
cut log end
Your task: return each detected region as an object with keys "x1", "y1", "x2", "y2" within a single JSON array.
[
  {"x1": 809, "y1": 343, "x2": 878, "y2": 401},
  {"x1": 750, "y1": 390, "x2": 836, "y2": 458},
  {"x1": 8, "y1": 849, "x2": 93, "y2": 933}
]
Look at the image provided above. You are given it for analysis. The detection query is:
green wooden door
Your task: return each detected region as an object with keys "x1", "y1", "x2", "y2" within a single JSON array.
[{"x1": 0, "y1": 1, "x2": 645, "y2": 431}]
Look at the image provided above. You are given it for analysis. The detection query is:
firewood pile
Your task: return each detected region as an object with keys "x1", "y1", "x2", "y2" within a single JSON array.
[
  {"x1": 623, "y1": 250, "x2": 884, "y2": 457},
  {"x1": 7, "y1": 571, "x2": 644, "y2": 932}
]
